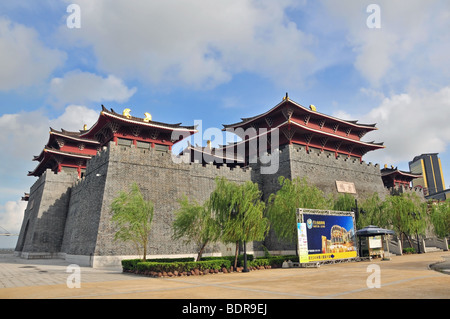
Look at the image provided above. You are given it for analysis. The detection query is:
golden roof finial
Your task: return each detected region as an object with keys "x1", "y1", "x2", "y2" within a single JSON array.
[
  {"x1": 206, "y1": 140, "x2": 212, "y2": 149},
  {"x1": 123, "y1": 108, "x2": 131, "y2": 119},
  {"x1": 144, "y1": 112, "x2": 152, "y2": 122},
  {"x1": 309, "y1": 105, "x2": 317, "y2": 111},
  {"x1": 83, "y1": 124, "x2": 88, "y2": 131}
]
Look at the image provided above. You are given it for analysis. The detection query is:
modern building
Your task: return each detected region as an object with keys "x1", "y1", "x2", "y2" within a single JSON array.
[{"x1": 409, "y1": 153, "x2": 446, "y2": 198}]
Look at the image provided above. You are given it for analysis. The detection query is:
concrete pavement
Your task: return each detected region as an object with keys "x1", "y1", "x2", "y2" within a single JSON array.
[{"x1": 1, "y1": 251, "x2": 449, "y2": 299}]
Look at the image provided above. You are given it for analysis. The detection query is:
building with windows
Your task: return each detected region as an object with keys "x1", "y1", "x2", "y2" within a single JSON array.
[{"x1": 409, "y1": 153, "x2": 448, "y2": 200}]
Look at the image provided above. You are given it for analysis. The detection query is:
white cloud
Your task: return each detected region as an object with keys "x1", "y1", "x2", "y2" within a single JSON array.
[
  {"x1": 319, "y1": 0, "x2": 450, "y2": 88},
  {"x1": 0, "y1": 200, "x2": 26, "y2": 234},
  {"x1": 59, "y1": 0, "x2": 316, "y2": 89},
  {"x1": 49, "y1": 71, "x2": 137, "y2": 107},
  {"x1": 348, "y1": 86, "x2": 450, "y2": 166},
  {"x1": 331, "y1": 110, "x2": 353, "y2": 121},
  {"x1": 0, "y1": 110, "x2": 49, "y2": 161},
  {"x1": 49, "y1": 104, "x2": 100, "y2": 132},
  {"x1": 0, "y1": 17, "x2": 66, "y2": 91},
  {"x1": 0, "y1": 105, "x2": 99, "y2": 173}
]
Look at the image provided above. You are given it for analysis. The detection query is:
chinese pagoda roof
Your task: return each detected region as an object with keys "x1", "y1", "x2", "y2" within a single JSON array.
[
  {"x1": 28, "y1": 147, "x2": 93, "y2": 176},
  {"x1": 47, "y1": 127, "x2": 101, "y2": 146},
  {"x1": 32, "y1": 147, "x2": 93, "y2": 162},
  {"x1": 80, "y1": 105, "x2": 197, "y2": 140},
  {"x1": 181, "y1": 143, "x2": 245, "y2": 164},
  {"x1": 380, "y1": 166, "x2": 422, "y2": 179},
  {"x1": 220, "y1": 95, "x2": 384, "y2": 158},
  {"x1": 220, "y1": 113, "x2": 384, "y2": 151},
  {"x1": 222, "y1": 95, "x2": 378, "y2": 131}
]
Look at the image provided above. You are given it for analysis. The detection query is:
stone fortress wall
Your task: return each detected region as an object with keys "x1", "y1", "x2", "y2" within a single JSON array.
[
  {"x1": 16, "y1": 138, "x2": 390, "y2": 267},
  {"x1": 252, "y1": 144, "x2": 388, "y2": 254},
  {"x1": 15, "y1": 169, "x2": 78, "y2": 259},
  {"x1": 16, "y1": 142, "x2": 253, "y2": 267}
]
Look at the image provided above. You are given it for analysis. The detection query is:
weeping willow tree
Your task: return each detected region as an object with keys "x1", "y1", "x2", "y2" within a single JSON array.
[
  {"x1": 110, "y1": 183, "x2": 154, "y2": 261},
  {"x1": 333, "y1": 193, "x2": 356, "y2": 212},
  {"x1": 358, "y1": 192, "x2": 389, "y2": 229},
  {"x1": 430, "y1": 199, "x2": 450, "y2": 238},
  {"x1": 266, "y1": 176, "x2": 331, "y2": 247},
  {"x1": 383, "y1": 192, "x2": 427, "y2": 248},
  {"x1": 209, "y1": 177, "x2": 269, "y2": 269},
  {"x1": 172, "y1": 196, "x2": 221, "y2": 261}
]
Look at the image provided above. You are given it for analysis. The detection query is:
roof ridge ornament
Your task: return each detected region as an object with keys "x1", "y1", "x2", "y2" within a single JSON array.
[
  {"x1": 123, "y1": 108, "x2": 131, "y2": 119},
  {"x1": 144, "y1": 112, "x2": 152, "y2": 122}
]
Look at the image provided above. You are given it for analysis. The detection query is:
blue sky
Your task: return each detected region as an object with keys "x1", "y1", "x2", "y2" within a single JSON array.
[{"x1": 1, "y1": 0, "x2": 449, "y2": 248}]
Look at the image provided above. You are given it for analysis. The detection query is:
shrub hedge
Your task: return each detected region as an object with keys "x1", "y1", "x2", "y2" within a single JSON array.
[
  {"x1": 121, "y1": 257, "x2": 195, "y2": 271},
  {"x1": 121, "y1": 259, "x2": 142, "y2": 271},
  {"x1": 135, "y1": 259, "x2": 231, "y2": 273},
  {"x1": 121, "y1": 254, "x2": 299, "y2": 274},
  {"x1": 403, "y1": 247, "x2": 416, "y2": 254},
  {"x1": 200, "y1": 254, "x2": 254, "y2": 266}
]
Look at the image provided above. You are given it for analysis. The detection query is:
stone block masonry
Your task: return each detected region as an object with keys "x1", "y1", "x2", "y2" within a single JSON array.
[
  {"x1": 15, "y1": 141, "x2": 388, "y2": 267},
  {"x1": 257, "y1": 144, "x2": 388, "y2": 254},
  {"x1": 288, "y1": 145, "x2": 387, "y2": 200},
  {"x1": 60, "y1": 142, "x2": 252, "y2": 267},
  {"x1": 15, "y1": 169, "x2": 78, "y2": 259}
]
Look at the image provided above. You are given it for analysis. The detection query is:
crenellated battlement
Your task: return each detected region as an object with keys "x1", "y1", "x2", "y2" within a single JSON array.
[
  {"x1": 108, "y1": 141, "x2": 252, "y2": 176},
  {"x1": 389, "y1": 185, "x2": 425, "y2": 198},
  {"x1": 290, "y1": 144, "x2": 380, "y2": 170}
]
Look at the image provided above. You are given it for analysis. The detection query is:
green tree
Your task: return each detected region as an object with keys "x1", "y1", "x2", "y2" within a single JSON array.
[
  {"x1": 209, "y1": 177, "x2": 269, "y2": 269},
  {"x1": 430, "y1": 199, "x2": 450, "y2": 238},
  {"x1": 172, "y1": 196, "x2": 220, "y2": 261},
  {"x1": 333, "y1": 193, "x2": 356, "y2": 212},
  {"x1": 110, "y1": 183, "x2": 154, "y2": 261},
  {"x1": 359, "y1": 192, "x2": 388, "y2": 229},
  {"x1": 384, "y1": 193, "x2": 426, "y2": 248},
  {"x1": 266, "y1": 176, "x2": 330, "y2": 245}
]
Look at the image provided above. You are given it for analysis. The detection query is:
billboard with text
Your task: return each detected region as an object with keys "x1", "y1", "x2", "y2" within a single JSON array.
[{"x1": 297, "y1": 209, "x2": 357, "y2": 262}]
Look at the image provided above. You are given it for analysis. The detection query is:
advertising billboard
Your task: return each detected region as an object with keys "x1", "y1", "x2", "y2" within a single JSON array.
[{"x1": 297, "y1": 209, "x2": 357, "y2": 262}]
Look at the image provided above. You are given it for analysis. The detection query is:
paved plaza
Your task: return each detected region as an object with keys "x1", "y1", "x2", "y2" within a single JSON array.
[{"x1": 0, "y1": 251, "x2": 449, "y2": 299}]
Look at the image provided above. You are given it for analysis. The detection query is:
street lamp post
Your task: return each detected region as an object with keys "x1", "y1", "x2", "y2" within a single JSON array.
[
  {"x1": 243, "y1": 241, "x2": 249, "y2": 272},
  {"x1": 409, "y1": 212, "x2": 422, "y2": 254},
  {"x1": 233, "y1": 204, "x2": 249, "y2": 273},
  {"x1": 352, "y1": 199, "x2": 367, "y2": 257}
]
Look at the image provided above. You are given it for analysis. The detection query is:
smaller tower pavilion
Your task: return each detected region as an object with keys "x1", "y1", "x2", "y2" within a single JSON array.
[
  {"x1": 81, "y1": 106, "x2": 197, "y2": 151},
  {"x1": 28, "y1": 106, "x2": 198, "y2": 178},
  {"x1": 380, "y1": 165, "x2": 422, "y2": 189},
  {"x1": 28, "y1": 128, "x2": 100, "y2": 178}
]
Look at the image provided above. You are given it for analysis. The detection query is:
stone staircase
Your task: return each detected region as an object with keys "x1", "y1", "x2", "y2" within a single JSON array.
[
  {"x1": 424, "y1": 237, "x2": 448, "y2": 253},
  {"x1": 424, "y1": 246, "x2": 444, "y2": 253}
]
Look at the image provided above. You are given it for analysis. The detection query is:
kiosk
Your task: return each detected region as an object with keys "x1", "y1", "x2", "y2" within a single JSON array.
[{"x1": 356, "y1": 225, "x2": 396, "y2": 260}]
